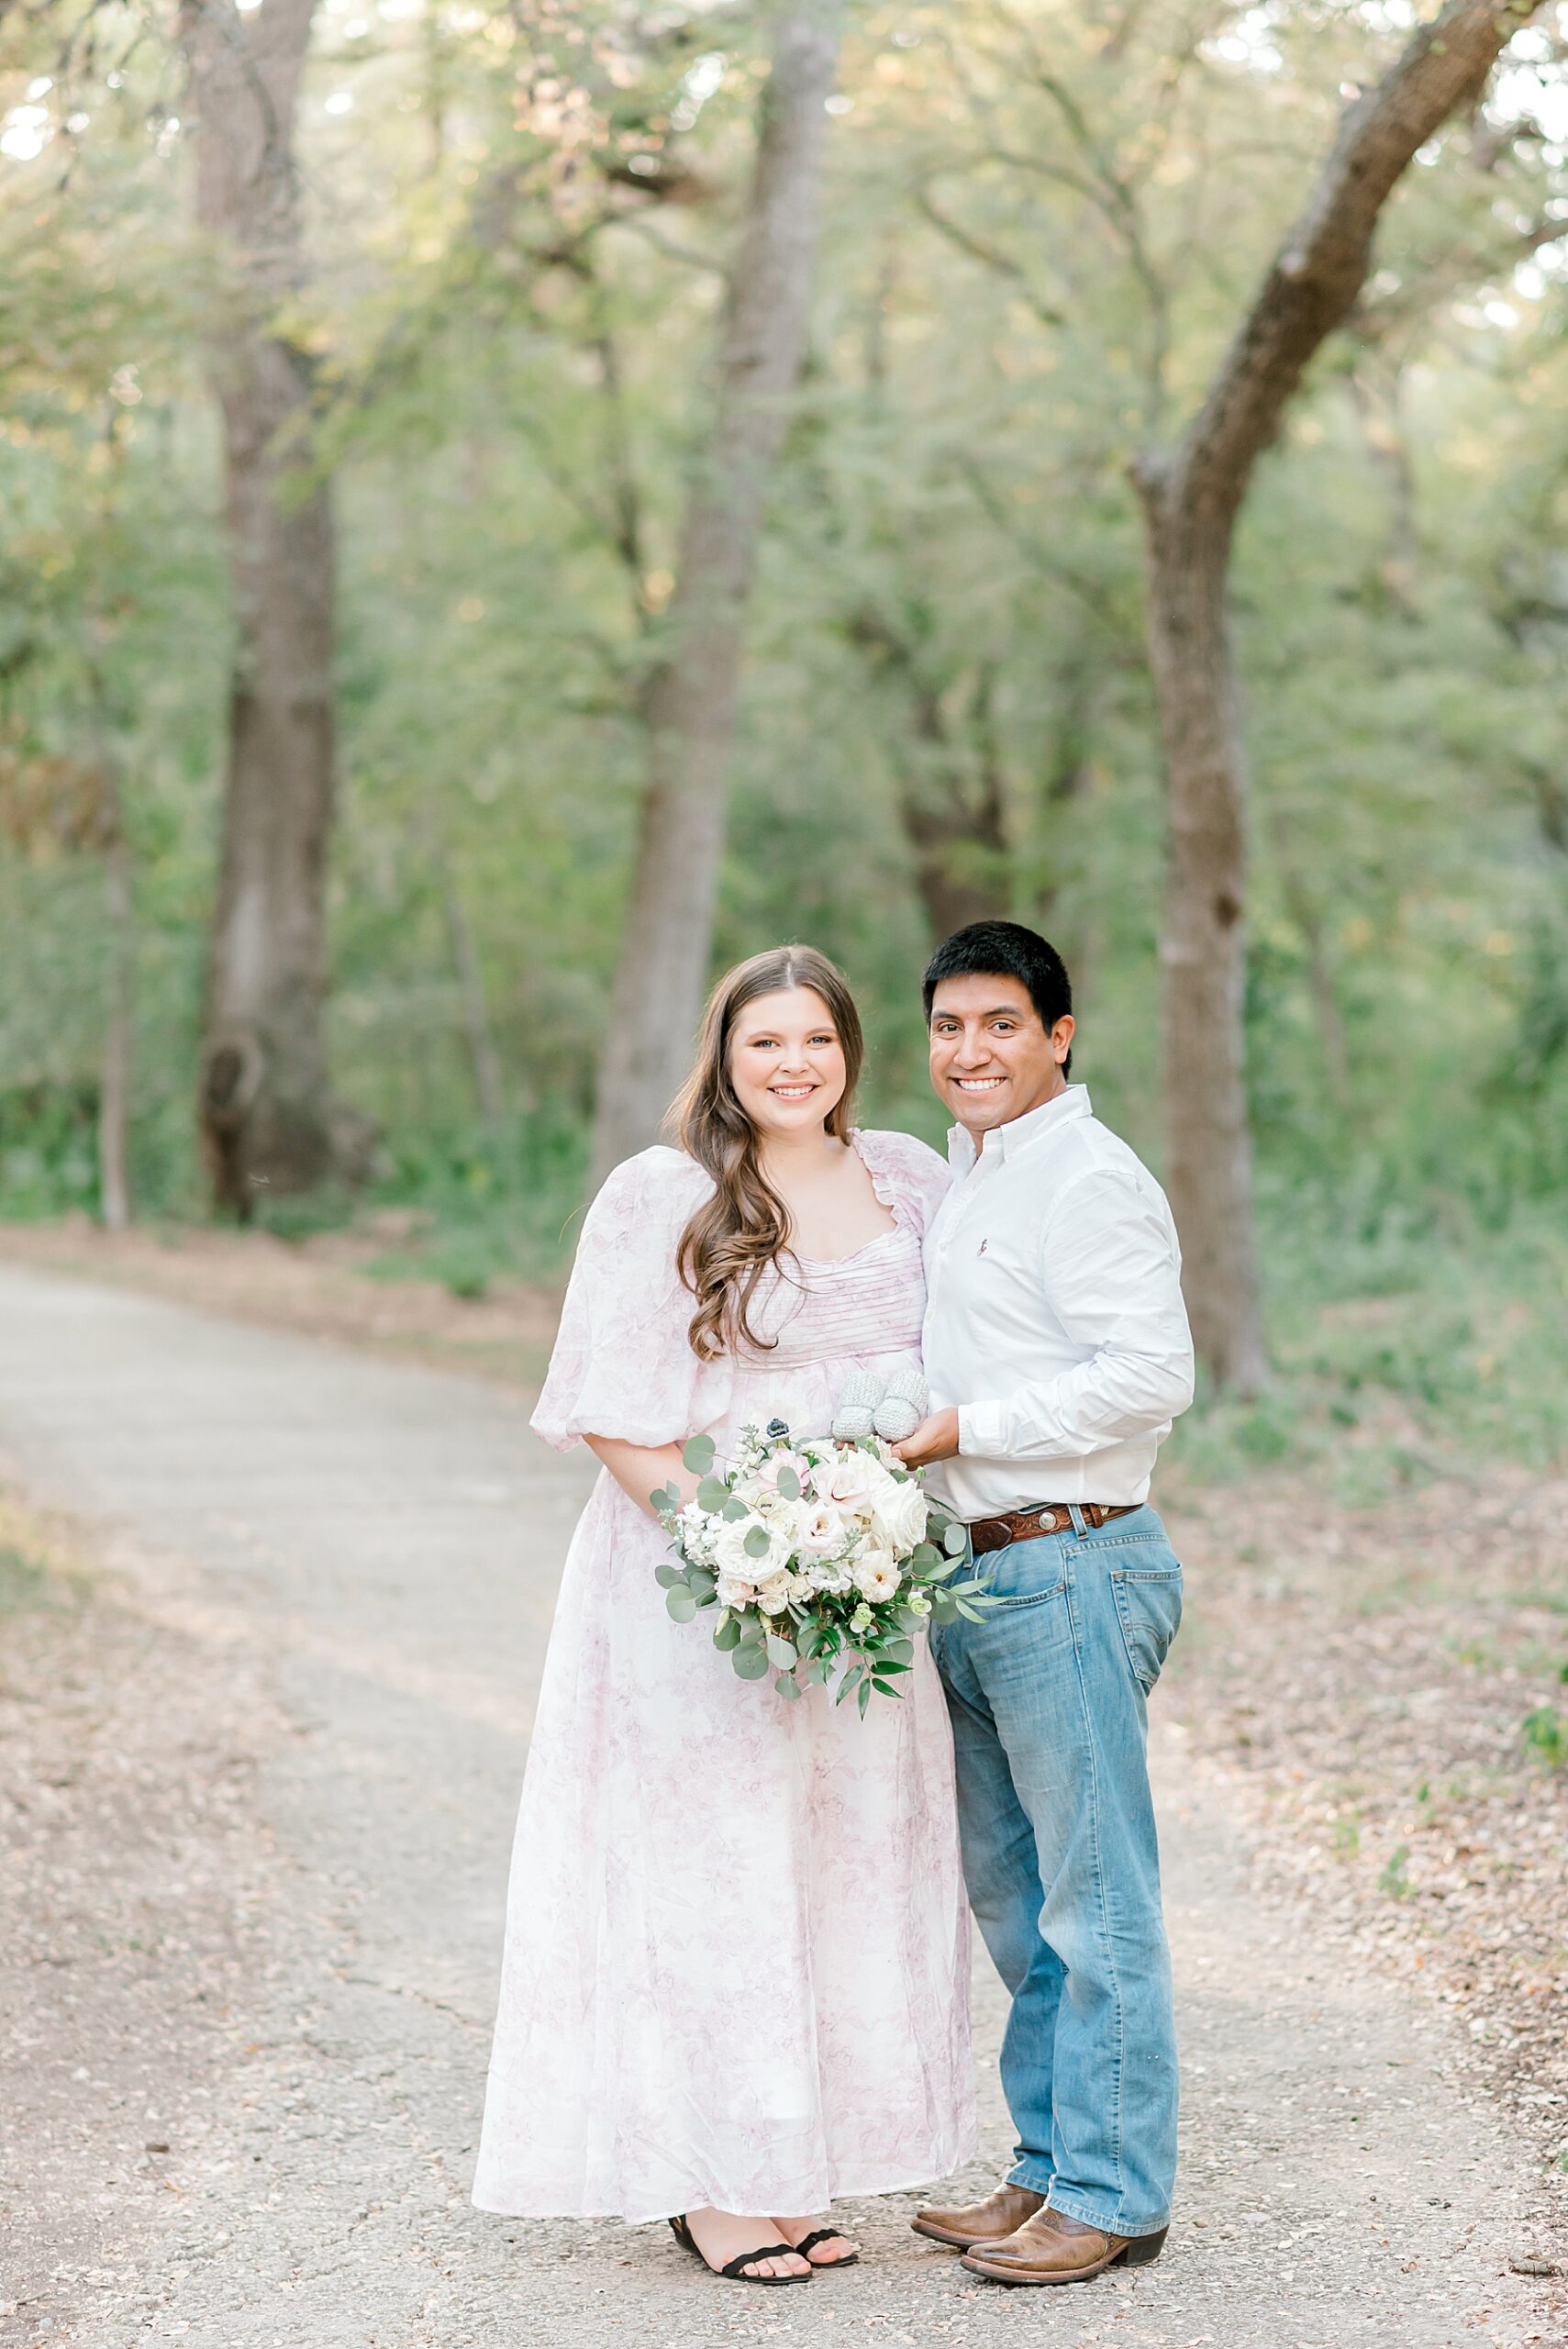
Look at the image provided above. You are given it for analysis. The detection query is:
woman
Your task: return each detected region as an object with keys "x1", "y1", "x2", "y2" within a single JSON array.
[{"x1": 473, "y1": 946, "x2": 974, "y2": 2282}]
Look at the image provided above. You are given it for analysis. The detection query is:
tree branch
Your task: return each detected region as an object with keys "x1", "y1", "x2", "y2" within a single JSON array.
[{"x1": 1136, "y1": 0, "x2": 1547, "y2": 530}]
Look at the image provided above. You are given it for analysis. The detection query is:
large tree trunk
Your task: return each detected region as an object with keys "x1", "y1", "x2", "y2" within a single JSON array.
[
  {"x1": 1132, "y1": 0, "x2": 1540, "y2": 1393},
  {"x1": 184, "y1": 0, "x2": 344, "y2": 1216},
  {"x1": 850, "y1": 615, "x2": 1010, "y2": 940},
  {"x1": 589, "y1": 1, "x2": 844, "y2": 1185}
]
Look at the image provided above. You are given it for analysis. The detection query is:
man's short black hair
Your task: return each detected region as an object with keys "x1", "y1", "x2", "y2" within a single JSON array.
[{"x1": 922, "y1": 920, "x2": 1073, "y2": 1074}]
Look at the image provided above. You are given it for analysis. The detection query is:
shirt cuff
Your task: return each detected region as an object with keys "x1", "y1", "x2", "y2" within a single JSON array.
[{"x1": 957, "y1": 1401, "x2": 1007, "y2": 1459}]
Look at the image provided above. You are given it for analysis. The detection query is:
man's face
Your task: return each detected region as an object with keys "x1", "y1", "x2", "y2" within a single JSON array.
[{"x1": 928, "y1": 973, "x2": 1073, "y2": 1136}]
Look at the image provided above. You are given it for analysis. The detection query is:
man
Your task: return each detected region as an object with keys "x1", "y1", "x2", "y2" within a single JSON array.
[{"x1": 894, "y1": 919, "x2": 1195, "y2": 2287}]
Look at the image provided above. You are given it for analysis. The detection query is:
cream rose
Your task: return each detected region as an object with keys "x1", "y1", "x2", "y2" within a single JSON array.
[
  {"x1": 871, "y1": 1473, "x2": 929, "y2": 1555},
  {"x1": 792, "y1": 1501, "x2": 846, "y2": 1559}
]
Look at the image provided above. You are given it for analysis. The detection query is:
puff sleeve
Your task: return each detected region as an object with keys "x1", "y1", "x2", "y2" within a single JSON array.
[{"x1": 529, "y1": 1147, "x2": 729, "y2": 1453}]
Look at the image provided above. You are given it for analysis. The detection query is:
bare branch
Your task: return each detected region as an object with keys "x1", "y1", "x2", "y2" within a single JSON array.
[{"x1": 914, "y1": 184, "x2": 1067, "y2": 328}]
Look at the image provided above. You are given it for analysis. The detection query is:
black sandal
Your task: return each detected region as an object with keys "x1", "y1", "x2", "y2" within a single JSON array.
[
  {"x1": 793, "y1": 2226, "x2": 861, "y2": 2270},
  {"x1": 668, "y1": 2212, "x2": 815, "y2": 2285}
]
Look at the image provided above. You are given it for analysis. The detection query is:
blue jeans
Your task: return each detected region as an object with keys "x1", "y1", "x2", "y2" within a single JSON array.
[{"x1": 931, "y1": 1504, "x2": 1182, "y2": 2238}]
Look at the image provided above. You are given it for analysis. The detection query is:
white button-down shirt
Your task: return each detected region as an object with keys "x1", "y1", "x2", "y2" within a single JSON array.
[{"x1": 921, "y1": 1085, "x2": 1195, "y2": 1520}]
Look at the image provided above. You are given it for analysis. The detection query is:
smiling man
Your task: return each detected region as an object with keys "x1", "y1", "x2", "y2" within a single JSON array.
[{"x1": 894, "y1": 919, "x2": 1195, "y2": 2288}]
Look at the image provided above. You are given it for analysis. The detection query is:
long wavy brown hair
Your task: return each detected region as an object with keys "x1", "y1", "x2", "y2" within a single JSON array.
[{"x1": 671, "y1": 946, "x2": 864, "y2": 1361}]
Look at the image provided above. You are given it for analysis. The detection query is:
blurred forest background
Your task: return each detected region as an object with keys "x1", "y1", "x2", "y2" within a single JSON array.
[{"x1": 3, "y1": 0, "x2": 1567, "y2": 1480}]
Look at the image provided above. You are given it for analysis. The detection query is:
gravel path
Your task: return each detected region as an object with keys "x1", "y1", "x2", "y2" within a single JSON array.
[{"x1": 0, "y1": 1260, "x2": 1556, "y2": 2348}]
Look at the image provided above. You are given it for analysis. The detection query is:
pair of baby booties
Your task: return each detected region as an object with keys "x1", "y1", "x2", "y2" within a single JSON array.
[{"x1": 829, "y1": 1367, "x2": 929, "y2": 1445}]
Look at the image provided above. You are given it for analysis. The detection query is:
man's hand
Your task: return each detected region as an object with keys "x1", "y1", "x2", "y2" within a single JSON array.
[{"x1": 894, "y1": 1407, "x2": 961, "y2": 1469}]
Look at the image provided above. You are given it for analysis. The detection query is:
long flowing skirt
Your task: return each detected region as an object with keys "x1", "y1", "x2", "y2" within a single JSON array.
[{"x1": 473, "y1": 1473, "x2": 975, "y2": 2222}]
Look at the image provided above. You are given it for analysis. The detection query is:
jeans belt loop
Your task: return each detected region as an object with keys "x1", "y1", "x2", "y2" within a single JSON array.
[{"x1": 1067, "y1": 1503, "x2": 1088, "y2": 1538}]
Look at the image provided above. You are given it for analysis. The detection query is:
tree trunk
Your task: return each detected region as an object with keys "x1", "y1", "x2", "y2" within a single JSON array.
[
  {"x1": 1137, "y1": 502, "x2": 1268, "y2": 1393},
  {"x1": 589, "y1": 1, "x2": 844, "y2": 1186},
  {"x1": 97, "y1": 809, "x2": 134, "y2": 1232},
  {"x1": 184, "y1": 0, "x2": 344, "y2": 1217},
  {"x1": 1131, "y1": 0, "x2": 1542, "y2": 1393},
  {"x1": 900, "y1": 666, "x2": 1010, "y2": 942}
]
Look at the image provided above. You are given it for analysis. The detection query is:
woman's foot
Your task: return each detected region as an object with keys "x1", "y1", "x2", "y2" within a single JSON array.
[
  {"x1": 774, "y1": 2212, "x2": 860, "y2": 2267},
  {"x1": 682, "y1": 2207, "x2": 813, "y2": 2280}
]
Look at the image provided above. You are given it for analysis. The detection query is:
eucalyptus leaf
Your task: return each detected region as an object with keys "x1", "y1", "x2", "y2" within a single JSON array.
[
  {"x1": 942, "y1": 1521, "x2": 970, "y2": 1556},
  {"x1": 765, "y1": 1632, "x2": 797, "y2": 1669},
  {"x1": 743, "y1": 1524, "x2": 772, "y2": 1559},
  {"x1": 775, "y1": 1671, "x2": 803, "y2": 1699},
  {"x1": 686, "y1": 1566, "x2": 717, "y2": 1600},
  {"x1": 682, "y1": 1433, "x2": 716, "y2": 1474},
  {"x1": 713, "y1": 1611, "x2": 741, "y2": 1651},
  {"x1": 775, "y1": 1465, "x2": 800, "y2": 1499},
  {"x1": 654, "y1": 1564, "x2": 686, "y2": 1590},
  {"x1": 883, "y1": 1637, "x2": 915, "y2": 1664},
  {"x1": 695, "y1": 1475, "x2": 730, "y2": 1511},
  {"x1": 732, "y1": 1644, "x2": 771, "y2": 1681},
  {"x1": 665, "y1": 1587, "x2": 697, "y2": 1624},
  {"x1": 807, "y1": 1656, "x2": 832, "y2": 1684},
  {"x1": 721, "y1": 1497, "x2": 751, "y2": 1522}
]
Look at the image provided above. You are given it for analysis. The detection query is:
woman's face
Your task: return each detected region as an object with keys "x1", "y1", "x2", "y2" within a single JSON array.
[{"x1": 728, "y1": 985, "x2": 848, "y2": 1141}]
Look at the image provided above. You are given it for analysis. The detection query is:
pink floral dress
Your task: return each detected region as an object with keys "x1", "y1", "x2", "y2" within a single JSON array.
[{"x1": 473, "y1": 1129, "x2": 976, "y2": 2224}]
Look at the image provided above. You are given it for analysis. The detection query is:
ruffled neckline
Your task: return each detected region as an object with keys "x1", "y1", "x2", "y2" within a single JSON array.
[{"x1": 787, "y1": 1131, "x2": 917, "y2": 1269}]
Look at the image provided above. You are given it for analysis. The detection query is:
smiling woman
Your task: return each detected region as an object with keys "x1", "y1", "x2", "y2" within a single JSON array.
[{"x1": 472, "y1": 941, "x2": 973, "y2": 2283}]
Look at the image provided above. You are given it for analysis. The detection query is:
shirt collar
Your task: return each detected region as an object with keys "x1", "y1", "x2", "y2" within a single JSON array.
[{"x1": 947, "y1": 1083, "x2": 1092, "y2": 1174}]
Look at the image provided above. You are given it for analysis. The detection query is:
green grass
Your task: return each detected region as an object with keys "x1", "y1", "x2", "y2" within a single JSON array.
[{"x1": 1168, "y1": 1195, "x2": 1568, "y2": 1492}]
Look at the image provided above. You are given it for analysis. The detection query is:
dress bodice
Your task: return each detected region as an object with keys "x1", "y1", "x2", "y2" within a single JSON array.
[{"x1": 531, "y1": 1129, "x2": 951, "y2": 1456}]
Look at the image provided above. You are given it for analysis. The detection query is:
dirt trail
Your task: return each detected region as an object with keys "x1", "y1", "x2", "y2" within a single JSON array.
[{"x1": 0, "y1": 1259, "x2": 1559, "y2": 2348}]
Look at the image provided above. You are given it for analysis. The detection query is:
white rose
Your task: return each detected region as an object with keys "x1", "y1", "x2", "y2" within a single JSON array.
[
  {"x1": 853, "y1": 1546, "x2": 903, "y2": 1604},
  {"x1": 793, "y1": 1502, "x2": 846, "y2": 1559},
  {"x1": 871, "y1": 1475, "x2": 929, "y2": 1556},
  {"x1": 713, "y1": 1513, "x2": 776, "y2": 1578},
  {"x1": 716, "y1": 1571, "x2": 757, "y2": 1611},
  {"x1": 756, "y1": 1574, "x2": 794, "y2": 1616}
]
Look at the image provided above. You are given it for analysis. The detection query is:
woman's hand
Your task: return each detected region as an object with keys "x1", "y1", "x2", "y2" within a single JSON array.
[
  {"x1": 893, "y1": 1408, "x2": 961, "y2": 1469},
  {"x1": 584, "y1": 1435, "x2": 700, "y2": 1520}
]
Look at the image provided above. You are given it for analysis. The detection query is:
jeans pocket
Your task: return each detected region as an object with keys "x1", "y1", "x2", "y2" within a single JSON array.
[
  {"x1": 987, "y1": 1535, "x2": 1068, "y2": 1609},
  {"x1": 1111, "y1": 1565, "x2": 1184, "y2": 1692}
]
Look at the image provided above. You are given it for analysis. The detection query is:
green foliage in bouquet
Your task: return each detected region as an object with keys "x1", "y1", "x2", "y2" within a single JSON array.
[{"x1": 649, "y1": 1425, "x2": 999, "y2": 1716}]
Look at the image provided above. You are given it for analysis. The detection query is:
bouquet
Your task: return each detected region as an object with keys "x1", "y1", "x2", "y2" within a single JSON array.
[{"x1": 648, "y1": 1412, "x2": 997, "y2": 1716}]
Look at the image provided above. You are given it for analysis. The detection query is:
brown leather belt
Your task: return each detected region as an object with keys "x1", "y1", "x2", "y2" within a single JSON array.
[{"x1": 968, "y1": 1502, "x2": 1140, "y2": 1556}]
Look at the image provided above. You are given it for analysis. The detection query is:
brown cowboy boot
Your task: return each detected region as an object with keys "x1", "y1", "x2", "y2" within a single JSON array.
[
  {"x1": 911, "y1": 2182, "x2": 1046, "y2": 2251},
  {"x1": 961, "y1": 2205, "x2": 1169, "y2": 2285}
]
